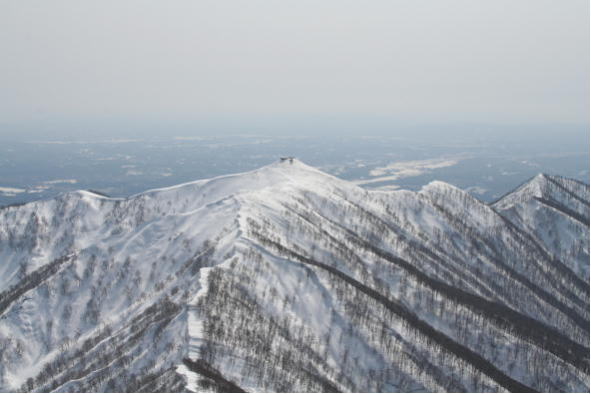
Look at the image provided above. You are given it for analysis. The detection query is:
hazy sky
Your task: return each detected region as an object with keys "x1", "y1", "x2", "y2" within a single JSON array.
[{"x1": 0, "y1": 0, "x2": 588, "y2": 137}]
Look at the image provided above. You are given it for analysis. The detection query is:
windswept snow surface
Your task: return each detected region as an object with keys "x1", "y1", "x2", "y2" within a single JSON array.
[{"x1": 0, "y1": 159, "x2": 588, "y2": 392}]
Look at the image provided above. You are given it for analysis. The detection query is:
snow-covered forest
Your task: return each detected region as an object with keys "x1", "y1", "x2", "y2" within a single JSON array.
[{"x1": 0, "y1": 160, "x2": 588, "y2": 392}]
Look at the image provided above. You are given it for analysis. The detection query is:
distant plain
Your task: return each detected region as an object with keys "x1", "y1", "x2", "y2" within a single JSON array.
[{"x1": 1, "y1": 128, "x2": 587, "y2": 206}]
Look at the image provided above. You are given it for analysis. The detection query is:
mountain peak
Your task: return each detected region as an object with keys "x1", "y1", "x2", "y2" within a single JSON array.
[
  {"x1": 0, "y1": 163, "x2": 588, "y2": 393},
  {"x1": 492, "y1": 172, "x2": 588, "y2": 210},
  {"x1": 263, "y1": 157, "x2": 332, "y2": 175}
]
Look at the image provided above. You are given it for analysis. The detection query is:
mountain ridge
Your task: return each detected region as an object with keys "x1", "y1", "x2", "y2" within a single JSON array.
[{"x1": 0, "y1": 160, "x2": 588, "y2": 392}]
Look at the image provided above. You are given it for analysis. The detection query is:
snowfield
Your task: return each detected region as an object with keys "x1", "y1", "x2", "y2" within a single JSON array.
[{"x1": 0, "y1": 159, "x2": 588, "y2": 392}]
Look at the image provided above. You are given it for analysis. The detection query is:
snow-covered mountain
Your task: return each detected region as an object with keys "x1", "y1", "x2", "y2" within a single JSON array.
[{"x1": 0, "y1": 159, "x2": 588, "y2": 392}]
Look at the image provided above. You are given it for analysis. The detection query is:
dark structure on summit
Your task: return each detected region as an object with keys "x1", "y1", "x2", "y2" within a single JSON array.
[{"x1": 280, "y1": 157, "x2": 295, "y2": 164}]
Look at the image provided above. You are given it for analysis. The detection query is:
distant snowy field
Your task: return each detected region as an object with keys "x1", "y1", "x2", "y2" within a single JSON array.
[{"x1": 0, "y1": 134, "x2": 588, "y2": 206}]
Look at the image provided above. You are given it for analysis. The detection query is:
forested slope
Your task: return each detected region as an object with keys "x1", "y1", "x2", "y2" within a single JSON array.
[{"x1": 0, "y1": 160, "x2": 588, "y2": 392}]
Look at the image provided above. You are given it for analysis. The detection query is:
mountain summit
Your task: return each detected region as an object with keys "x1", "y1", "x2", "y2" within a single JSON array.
[{"x1": 0, "y1": 161, "x2": 588, "y2": 392}]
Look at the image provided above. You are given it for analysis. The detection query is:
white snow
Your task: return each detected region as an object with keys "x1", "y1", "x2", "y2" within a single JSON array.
[
  {"x1": 368, "y1": 158, "x2": 461, "y2": 178},
  {"x1": 0, "y1": 159, "x2": 587, "y2": 392},
  {"x1": 0, "y1": 186, "x2": 25, "y2": 196}
]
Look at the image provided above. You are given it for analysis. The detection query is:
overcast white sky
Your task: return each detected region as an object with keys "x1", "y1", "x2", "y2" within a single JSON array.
[{"x1": 0, "y1": 0, "x2": 588, "y2": 136}]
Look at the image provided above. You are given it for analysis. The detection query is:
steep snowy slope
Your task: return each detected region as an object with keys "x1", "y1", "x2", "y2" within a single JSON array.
[
  {"x1": 492, "y1": 174, "x2": 589, "y2": 279},
  {"x1": 0, "y1": 160, "x2": 588, "y2": 392}
]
